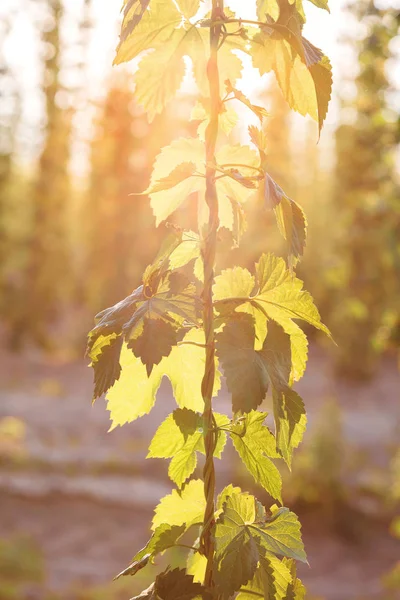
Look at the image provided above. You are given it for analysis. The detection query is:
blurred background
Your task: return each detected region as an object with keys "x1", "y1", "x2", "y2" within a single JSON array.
[{"x1": 0, "y1": 0, "x2": 399, "y2": 599}]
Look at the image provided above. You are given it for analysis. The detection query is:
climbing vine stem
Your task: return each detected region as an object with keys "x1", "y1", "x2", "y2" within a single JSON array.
[{"x1": 199, "y1": 0, "x2": 223, "y2": 589}]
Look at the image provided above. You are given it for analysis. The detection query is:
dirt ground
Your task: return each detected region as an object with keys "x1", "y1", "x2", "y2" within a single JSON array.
[{"x1": 0, "y1": 344, "x2": 399, "y2": 600}]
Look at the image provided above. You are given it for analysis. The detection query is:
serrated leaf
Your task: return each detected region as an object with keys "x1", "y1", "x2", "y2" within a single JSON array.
[
  {"x1": 230, "y1": 412, "x2": 282, "y2": 503},
  {"x1": 254, "y1": 254, "x2": 330, "y2": 336},
  {"x1": 88, "y1": 333, "x2": 123, "y2": 400},
  {"x1": 128, "y1": 318, "x2": 179, "y2": 376},
  {"x1": 148, "y1": 409, "x2": 229, "y2": 487},
  {"x1": 123, "y1": 274, "x2": 200, "y2": 339},
  {"x1": 214, "y1": 267, "x2": 267, "y2": 349},
  {"x1": 149, "y1": 138, "x2": 258, "y2": 229},
  {"x1": 213, "y1": 255, "x2": 328, "y2": 381},
  {"x1": 226, "y1": 80, "x2": 269, "y2": 121},
  {"x1": 252, "y1": 507, "x2": 307, "y2": 563},
  {"x1": 178, "y1": 0, "x2": 200, "y2": 19},
  {"x1": 262, "y1": 320, "x2": 307, "y2": 466},
  {"x1": 106, "y1": 328, "x2": 221, "y2": 429},
  {"x1": 116, "y1": 524, "x2": 186, "y2": 579},
  {"x1": 115, "y1": 0, "x2": 182, "y2": 65},
  {"x1": 139, "y1": 162, "x2": 197, "y2": 195},
  {"x1": 261, "y1": 173, "x2": 286, "y2": 210},
  {"x1": 216, "y1": 317, "x2": 270, "y2": 413},
  {"x1": 250, "y1": 30, "x2": 332, "y2": 133},
  {"x1": 155, "y1": 568, "x2": 207, "y2": 600},
  {"x1": 215, "y1": 537, "x2": 259, "y2": 600},
  {"x1": 238, "y1": 554, "x2": 293, "y2": 600},
  {"x1": 148, "y1": 138, "x2": 205, "y2": 226},
  {"x1": 106, "y1": 343, "x2": 163, "y2": 429},
  {"x1": 307, "y1": 0, "x2": 329, "y2": 11},
  {"x1": 186, "y1": 551, "x2": 207, "y2": 583},
  {"x1": 214, "y1": 490, "x2": 306, "y2": 599},
  {"x1": 152, "y1": 479, "x2": 205, "y2": 530},
  {"x1": 273, "y1": 388, "x2": 306, "y2": 468},
  {"x1": 119, "y1": 0, "x2": 151, "y2": 44},
  {"x1": 133, "y1": 27, "x2": 191, "y2": 120},
  {"x1": 274, "y1": 197, "x2": 307, "y2": 267}
]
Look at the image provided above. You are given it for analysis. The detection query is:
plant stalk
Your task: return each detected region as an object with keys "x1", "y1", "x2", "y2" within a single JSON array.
[{"x1": 200, "y1": 0, "x2": 223, "y2": 591}]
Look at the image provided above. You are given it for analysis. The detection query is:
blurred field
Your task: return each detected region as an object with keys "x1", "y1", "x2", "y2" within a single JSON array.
[
  {"x1": 0, "y1": 343, "x2": 399, "y2": 599},
  {"x1": 1, "y1": 0, "x2": 400, "y2": 599}
]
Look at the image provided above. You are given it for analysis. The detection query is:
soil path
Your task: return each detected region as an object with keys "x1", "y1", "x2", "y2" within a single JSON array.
[{"x1": 0, "y1": 345, "x2": 399, "y2": 599}]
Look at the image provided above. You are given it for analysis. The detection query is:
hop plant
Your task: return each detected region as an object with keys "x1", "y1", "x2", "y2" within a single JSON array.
[{"x1": 87, "y1": 0, "x2": 333, "y2": 597}]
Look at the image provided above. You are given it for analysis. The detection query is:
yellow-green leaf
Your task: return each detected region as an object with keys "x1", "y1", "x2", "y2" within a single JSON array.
[
  {"x1": 230, "y1": 411, "x2": 283, "y2": 503},
  {"x1": 152, "y1": 479, "x2": 205, "y2": 530}
]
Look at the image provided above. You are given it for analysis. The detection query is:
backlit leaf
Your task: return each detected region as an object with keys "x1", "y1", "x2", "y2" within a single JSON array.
[
  {"x1": 149, "y1": 138, "x2": 204, "y2": 226},
  {"x1": 216, "y1": 317, "x2": 270, "y2": 413},
  {"x1": 307, "y1": 0, "x2": 329, "y2": 11},
  {"x1": 138, "y1": 162, "x2": 197, "y2": 195},
  {"x1": 128, "y1": 318, "x2": 179, "y2": 376},
  {"x1": 214, "y1": 490, "x2": 306, "y2": 598},
  {"x1": 250, "y1": 30, "x2": 332, "y2": 133},
  {"x1": 155, "y1": 568, "x2": 207, "y2": 600},
  {"x1": 106, "y1": 328, "x2": 221, "y2": 429},
  {"x1": 178, "y1": 0, "x2": 200, "y2": 19},
  {"x1": 148, "y1": 408, "x2": 229, "y2": 487},
  {"x1": 274, "y1": 197, "x2": 308, "y2": 267},
  {"x1": 253, "y1": 507, "x2": 307, "y2": 563},
  {"x1": 115, "y1": 523, "x2": 186, "y2": 578},
  {"x1": 152, "y1": 479, "x2": 205, "y2": 530},
  {"x1": 88, "y1": 333, "x2": 123, "y2": 400},
  {"x1": 230, "y1": 411, "x2": 282, "y2": 502},
  {"x1": 237, "y1": 554, "x2": 293, "y2": 600},
  {"x1": 115, "y1": 0, "x2": 181, "y2": 65}
]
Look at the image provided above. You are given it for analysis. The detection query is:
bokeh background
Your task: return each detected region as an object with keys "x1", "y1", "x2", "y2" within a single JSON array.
[{"x1": 0, "y1": 0, "x2": 400, "y2": 599}]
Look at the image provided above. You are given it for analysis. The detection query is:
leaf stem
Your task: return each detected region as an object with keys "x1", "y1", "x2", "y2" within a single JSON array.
[{"x1": 200, "y1": 0, "x2": 223, "y2": 591}]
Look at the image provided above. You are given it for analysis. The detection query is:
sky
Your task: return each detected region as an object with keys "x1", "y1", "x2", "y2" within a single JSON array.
[{"x1": 1, "y1": 0, "x2": 399, "y2": 165}]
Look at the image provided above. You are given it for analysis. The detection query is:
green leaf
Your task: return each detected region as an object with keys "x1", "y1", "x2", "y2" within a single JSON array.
[
  {"x1": 138, "y1": 162, "x2": 197, "y2": 195},
  {"x1": 273, "y1": 388, "x2": 306, "y2": 468},
  {"x1": 152, "y1": 479, "x2": 205, "y2": 530},
  {"x1": 124, "y1": 274, "x2": 200, "y2": 339},
  {"x1": 254, "y1": 254, "x2": 330, "y2": 336},
  {"x1": 178, "y1": 0, "x2": 200, "y2": 19},
  {"x1": 215, "y1": 537, "x2": 259, "y2": 600},
  {"x1": 307, "y1": 0, "x2": 329, "y2": 11},
  {"x1": 214, "y1": 493, "x2": 260, "y2": 598},
  {"x1": 155, "y1": 568, "x2": 207, "y2": 600},
  {"x1": 115, "y1": 523, "x2": 186, "y2": 579},
  {"x1": 283, "y1": 559, "x2": 306, "y2": 600},
  {"x1": 238, "y1": 554, "x2": 293, "y2": 600},
  {"x1": 131, "y1": 568, "x2": 207, "y2": 600},
  {"x1": 226, "y1": 80, "x2": 269, "y2": 121},
  {"x1": 230, "y1": 412, "x2": 282, "y2": 503},
  {"x1": 214, "y1": 255, "x2": 328, "y2": 383},
  {"x1": 119, "y1": 0, "x2": 151, "y2": 44},
  {"x1": 148, "y1": 138, "x2": 205, "y2": 226},
  {"x1": 115, "y1": 0, "x2": 181, "y2": 65},
  {"x1": 129, "y1": 318, "x2": 180, "y2": 376},
  {"x1": 88, "y1": 333, "x2": 122, "y2": 400},
  {"x1": 262, "y1": 320, "x2": 307, "y2": 466},
  {"x1": 214, "y1": 267, "x2": 267, "y2": 349},
  {"x1": 216, "y1": 317, "x2": 270, "y2": 413},
  {"x1": 250, "y1": 30, "x2": 332, "y2": 133},
  {"x1": 274, "y1": 197, "x2": 308, "y2": 267},
  {"x1": 186, "y1": 551, "x2": 207, "y2": 583},
  {"x1": 214, "y1": 490, "x2": 306, "y2": 598},
  {"x1": 148, "y1": 409, "x2": 229, "y2": 487},
  {"x1": 106, "y1": 343, "x2": 163, "y2": 429},
  {"x1": 133, "y1": 27, "x2": 192, "y2": 121},
  {"x1": 106, "y1": 328, "x2": 221, "y2": 429},
  {"x1": 253, "y1": 507, "x2": 307, "y2": 563},
  {"x1": 148, "y1": 138, "x2": 258, "y2": 229}
]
